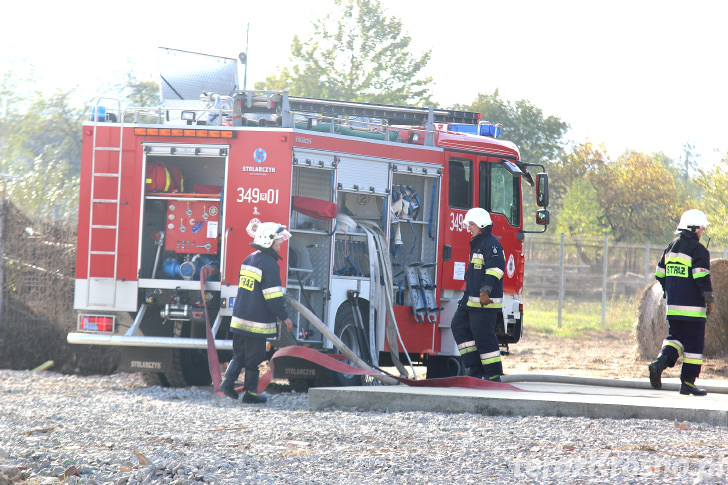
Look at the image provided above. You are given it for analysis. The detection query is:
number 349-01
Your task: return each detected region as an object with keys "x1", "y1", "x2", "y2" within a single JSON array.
[{"x1": 236, "y1": 187, "x2": 279, "y2": 204}]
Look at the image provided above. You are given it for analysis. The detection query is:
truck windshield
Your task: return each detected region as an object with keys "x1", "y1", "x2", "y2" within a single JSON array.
[
  {"x1": 479, "y1": 161, "x2": 520, "y2": 226},
  {"x1": 490, "y1": 164, "x2": 520, "y2": 226}
]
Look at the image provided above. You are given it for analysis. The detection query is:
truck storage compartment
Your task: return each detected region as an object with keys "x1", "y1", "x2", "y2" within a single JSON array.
[{"x1": 139, "y1": 146, "x2": 226, "y2": 281}]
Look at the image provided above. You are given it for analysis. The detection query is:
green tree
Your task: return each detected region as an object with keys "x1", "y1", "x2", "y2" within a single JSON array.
[
  {"x1": 597, "y1": 151, "x2": 680, "y2": 243},
  {"x1": 0, "y1": 71, "x2": 158, "y2": 220},
  {"x1": 553, "y1": 176, "x2": 610, "y2": 265},
  {"x1": 115, "y1": 73, "x2": 161, "y2": 108},
  {"x1": 112, "y1": 73, "x2": 161, "y2": 123},
  {"x1": 548, "y1": 140, "x2": 608, "y2": 211},
  {"x1": 556, "y1": 177, "x2": 608, "y2": 238},
  {"x1": 458, "y1": 89, "x2": 570, "y2": 166},
  {"x1": 693, "y1": 157, "x2": 728, "y2": 247},
  {"x1": 0, "y1": 70, "x2": 85, "y2": 173},
  {"x1": 256, "y1": 0, "x2": 433, "y2": 105},
  {"x1": 1, "y1": 154, "x2": 80, "y2": 221}
]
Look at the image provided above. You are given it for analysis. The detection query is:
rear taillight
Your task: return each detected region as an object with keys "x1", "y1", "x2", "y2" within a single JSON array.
[{"x1": 78, "y1": 314, "x2": 115, "y2": 333}]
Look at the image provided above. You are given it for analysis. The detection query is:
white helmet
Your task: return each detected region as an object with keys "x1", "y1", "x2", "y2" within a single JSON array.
[
  {"x1": 462, "y1": 207, "x2": 492, "y2": 229},
  {"x1": 676, "y1": 209, "x2": 709, "y2": 233},
  {"x1": 253, "y1": 222, "x2": 291, "y2": 248}
]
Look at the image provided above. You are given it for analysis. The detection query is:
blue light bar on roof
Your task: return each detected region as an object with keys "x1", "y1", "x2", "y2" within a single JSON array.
[
  {"x1": 479, "y1": 123, "x2": 501, "y2": 138},
  {"x1": 447, "y1": 123, "x2": 501, "y2": 138}
]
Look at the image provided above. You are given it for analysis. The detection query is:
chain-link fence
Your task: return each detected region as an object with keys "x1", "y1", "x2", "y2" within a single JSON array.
[
  {"x1": 2, "y1": 201, "x2": 721, "y2": 369},
  {"x1": 0, "y1": 199, "x2": 118, "y2": 372},
  {"x1": 523, "y1": 232, "x2": 727, "y2": 326}
]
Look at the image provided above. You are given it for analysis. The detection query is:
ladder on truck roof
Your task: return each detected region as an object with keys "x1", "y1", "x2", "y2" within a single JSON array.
[
  {"x1": 286, "y1": 96, "x2": 479, "y2": 126},
  {"x1": 84, "y1": 98, "x2": 123, "y2": 307},
  {"x1": 233, "y1": 90, "x2": 480, "y2": 127}
]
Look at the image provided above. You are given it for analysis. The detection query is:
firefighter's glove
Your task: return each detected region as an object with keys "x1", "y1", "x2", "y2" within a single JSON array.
[
  {"x1": 704, "y1": 292, "x2": 714, "y2": 317},
  {"x1": 479, "y1": 292, "x2": 492, "y2": 307}
]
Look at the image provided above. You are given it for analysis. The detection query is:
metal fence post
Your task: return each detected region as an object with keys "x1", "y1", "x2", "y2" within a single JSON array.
[
  {"x1": 644, "y1": 242, "x2": 651, "y2": 285},
  {"x1": 601, "y1": 235, "x2": 608, "y2": 328},
  {"x1": 558, "y1": 232, "x2": 565, "y2": 328},
  {"x1": 0, "y1": 198, "x2": 4, "y2": 332}
]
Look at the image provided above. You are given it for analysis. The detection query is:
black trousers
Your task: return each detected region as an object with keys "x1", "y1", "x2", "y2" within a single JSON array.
[
  {"x1": 451, "y1": 307, "x2": 503, "y2": 378},
  {"x1": 659, "y1": 319, "x2": 705, "y2": 380},
  {"x1": 232, "y1": 333, "x2": 267, "y2": 394}
]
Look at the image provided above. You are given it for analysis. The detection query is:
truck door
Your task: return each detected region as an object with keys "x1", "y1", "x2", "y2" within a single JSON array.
[
  {"x1": 479, "y1": 157, "x2": 523, "y2": 294},
  {"x1": 441, "y1": 154, "x2": 474, "y2": 292},
  {"x1": 440, "y1": 154, "x2": 523, "y2": 294}
]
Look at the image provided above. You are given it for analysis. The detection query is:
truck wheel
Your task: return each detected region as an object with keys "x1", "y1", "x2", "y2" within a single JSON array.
[
  {"x1": 179, "y1": 349, "x2": 213, "y2": 386},
  {"x1": 425, "y1": 355, "x2": 462, "y2": 379},
  {"x1": 330, "y1": 303, "x2": 369, "y2": 387},
  {"x1": 289, "y1": 379, "x2": 311, "y2": 393},
  {"x1": 159, "y1": 349, "x2": 211, "y2": 387},
  {"x1": 163, "y1": 322, "x2": 212, "y2": 387},
  {"x1": 142, "y1": 372, "x2": 168, "y2": 387},
  {"x1": 162, "y1": 348, "x2": 189, "y2": 387}
]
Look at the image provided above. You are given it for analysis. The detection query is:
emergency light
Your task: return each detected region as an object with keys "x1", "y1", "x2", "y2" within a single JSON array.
[
  {"x1": 133, "y1": 127, "x2": 234, "y2": 138},
  {"x1": 446, "y1": 122, "x2": 502, "y2": 138},
  {"x1": 90, "y1": 106, "x2": 107, "y2": 122}
]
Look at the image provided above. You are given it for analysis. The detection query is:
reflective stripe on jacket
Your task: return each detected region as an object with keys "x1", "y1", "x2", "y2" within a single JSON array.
[
  {"x1": 231, "y1": 246, "x2": 288, "y2": 338},
  {"x1": 655, "y1": 230, "x2": 712, "y2": 322},
  {"x1": 459, "y1": 226, "x2": 505, "y2": 311}
]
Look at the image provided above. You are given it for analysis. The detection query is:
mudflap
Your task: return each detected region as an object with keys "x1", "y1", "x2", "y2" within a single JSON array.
[
  {"x1": 272, "y1": 354, "x2": 339, "y2": 386},
  {"x1": 118, "y1": 347, "x2": 175, "y2": 373},
  {"x1": 495, "y1": 313, "x2": 523, "y2": 354}
]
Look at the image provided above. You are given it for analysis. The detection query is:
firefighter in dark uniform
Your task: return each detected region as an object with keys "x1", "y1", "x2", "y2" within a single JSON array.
[
  {"x1": 650, "y1": 209, "x2": 713, "y2": 396},
  {"x1": 450, "y1": 207, "x2": 505, "y2": 381},
  {"x1": 220, "y1": 222, "x2": 293, "y2": 403}
]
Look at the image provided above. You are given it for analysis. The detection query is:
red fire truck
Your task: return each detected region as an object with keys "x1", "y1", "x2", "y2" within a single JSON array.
[{"x1": 68, "y1": 55, "x2": 549, "y2": 388}]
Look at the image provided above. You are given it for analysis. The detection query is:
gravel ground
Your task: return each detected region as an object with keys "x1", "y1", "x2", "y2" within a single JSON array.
[{"x1": 2, "y1": 370, "x2": 728, "y2": 484}]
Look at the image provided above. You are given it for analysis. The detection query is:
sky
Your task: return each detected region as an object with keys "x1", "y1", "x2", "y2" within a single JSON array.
[{"x1": 3, "y1": 0, "x2": 727, "y2": 167}]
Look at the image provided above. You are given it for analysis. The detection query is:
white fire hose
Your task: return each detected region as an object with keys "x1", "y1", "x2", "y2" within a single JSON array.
[
  {"x1": 502, "y1": 374, "x2": 728, "y2": 393},
  {"x1": 285, "y1": 296, "x2": 400, "y2": 386}
]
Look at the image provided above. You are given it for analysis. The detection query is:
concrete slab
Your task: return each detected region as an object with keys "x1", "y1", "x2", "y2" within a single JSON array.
[{"x1": 308, "y1": 377, "x2": 728, "y2": 426}]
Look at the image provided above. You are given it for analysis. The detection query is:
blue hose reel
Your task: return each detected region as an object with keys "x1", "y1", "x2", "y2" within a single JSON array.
[{"x1": 160, "y1": 255, "x2": 220, "y2": 280}]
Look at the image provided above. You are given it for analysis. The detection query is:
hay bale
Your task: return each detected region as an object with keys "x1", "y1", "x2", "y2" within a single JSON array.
[
  {"x1": 704, "y1": 258, "x2": 728, "y2": 355},
  {"x1": 633, "y1": 281, "x2": 667, "y2": 359},
  {"x1": 634, "y1": 258, "x2": 728, "y2": 358}
]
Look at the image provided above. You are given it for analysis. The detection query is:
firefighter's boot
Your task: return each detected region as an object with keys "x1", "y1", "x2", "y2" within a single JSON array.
[
  {"x1": 648, "y1": 354, "x2": 669, "y2": 390},
  {"x1": 220, "y1": 359, "x2": 243, "y2": 400},
  {"x1": 680, "y1": 377, "x2": 708, "y2": 396},
  {"x1": 242, "y1": 390, "x2": 268, "y2": 404},
  {"x1": 466, "y1": 366, "x2": 486, "y2": 379}
]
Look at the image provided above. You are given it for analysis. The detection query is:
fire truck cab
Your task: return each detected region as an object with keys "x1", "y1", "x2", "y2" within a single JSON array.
[{"x1": 69, "y1": 54, "x2": 549, "y2": 388}]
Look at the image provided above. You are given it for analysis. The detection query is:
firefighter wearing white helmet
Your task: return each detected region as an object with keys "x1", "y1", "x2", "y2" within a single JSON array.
[
  {"x1": 221, "y1": 221, "x2": 293, "y2": 403},
  {"x1": 449, "y1": 207, "x2": 506, "y2": 381},
  {"x1": 650, "y1": 209, "x2": 713, "y2": 396}
]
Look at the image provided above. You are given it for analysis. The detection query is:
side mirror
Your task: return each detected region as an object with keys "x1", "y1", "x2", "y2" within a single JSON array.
[
  {"x1": 535, "y1": 173, "x2": 549, "y2": 208},
  {"x1": 536, "y1": 209, "x2": 550, "y2": 226},
  {"x1": 500, "y1": 159, "x2": 523, "y2": 177}
]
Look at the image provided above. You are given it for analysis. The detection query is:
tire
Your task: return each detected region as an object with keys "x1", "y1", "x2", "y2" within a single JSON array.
[
  {"x1": 155, "y1": 322, "x2": 213, "y2": 388},
  {"x1": 330, "y1": 302, "x2": 369, "y2": 387},
  {"x1": 426, "y1": 355, "x2": 463, "y2": 379},
  {"x1": 179, "y1": 349, "x2": 213, "y2": 386},
  {"x1": 289, "y1": 379, "x2": 311, "y2": 393},
  {"x1": 142, "y1": 372, "x2": 168, "y2": 387}
]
